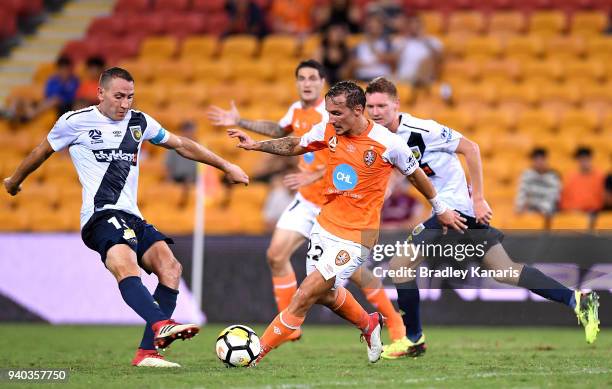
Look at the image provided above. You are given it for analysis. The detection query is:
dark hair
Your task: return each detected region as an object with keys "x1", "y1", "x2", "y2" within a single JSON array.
[
  {"x1": 365, "y1": 77, "x2": 398, "y2": 98},
  {"x1": 56, "y1": 56, "x2": 72, "y2": 67},
  {"x1": 325, "y1": 80, "x2": 366, "y2": 110},
  {"x1": 86, "y1": 56, "x2": 106, "y2": 68},
  {"x1": 530, "y1": 147, "x2": 548, "y2": 158},
  {"x1": 574, "y1": 146, "x2": 592, "y2": 158},
  {"x1": 99, "y1": 67, "x2": 134, "y2": 87},
  {"x1": 295, "y1": 59, "x2": 326, "y2": 79}
]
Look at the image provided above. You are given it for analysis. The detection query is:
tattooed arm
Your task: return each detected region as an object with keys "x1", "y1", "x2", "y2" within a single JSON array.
[
  {"x1": 227, "y1": 129, "x2": 306, "y2": 156},
  {"x1": 207, "y1": 101, "x2": 288, "y2": 138}
]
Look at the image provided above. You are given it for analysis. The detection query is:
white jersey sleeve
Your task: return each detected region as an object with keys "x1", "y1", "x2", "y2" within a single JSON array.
[
  {"x1": 278, "y1": 102, "x2": 299, "y2": 130},
  {"x1": 299, "y1": 121, "x2": 327, "y2": 151},
  {"x1": 421, "y1": 118, "x2": 463, "y2": 153},
  {"x1": 47, "y1": 112, "x2": 79, "y2": 151},
  {"x1": 142, "y1": 112, "x2": 169, "y2": 144},
  {"x1": 388, "y1": 135, "x2": 419, "y2": 176}
]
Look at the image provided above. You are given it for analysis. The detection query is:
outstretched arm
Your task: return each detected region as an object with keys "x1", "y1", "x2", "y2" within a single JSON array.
[
  {"x1": 159, "y1": 132, "x2": 249, "y2": 185},
  {"x1": 227, "y1": 129, "x2": 307, "y2": 156},
  {"x1": 207, "y1": 101, "x2": 287, "y2": 138},
  {"x1": 3, "y1": 138, "x2": 54, "y2": 195},
  {"x1": 455, "y1": 136, "x2": 492, "y2": 224}
]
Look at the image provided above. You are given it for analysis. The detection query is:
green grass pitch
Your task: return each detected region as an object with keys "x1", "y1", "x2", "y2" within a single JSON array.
[{"x1": 1, "y1": 324, "x2": 610, "y2": 388}]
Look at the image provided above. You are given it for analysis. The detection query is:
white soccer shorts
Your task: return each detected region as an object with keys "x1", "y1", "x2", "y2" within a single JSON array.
[
  {"x1": 275, "y1": 192, "x2": 321, "y2": 238},
  {"x1": 306, "y1": 221, "x2": 370, "y2": 289}
]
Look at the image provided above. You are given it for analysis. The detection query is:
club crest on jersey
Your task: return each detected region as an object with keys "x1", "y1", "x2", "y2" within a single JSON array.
[
  {"x1": 328, "y1": 136, "x2": 338, "y2": 152},
  {"x1": 129, "y1": 125, "x2": 142, "y2": 142},
  {"x1": 335, "y1": 250, "x2": 351, "y2": 266},
  {"x1": 410, "y1": 146, "x2": 422, "y2": 161},
  {"x1": 88, "y1": 129, "x2": 103, "y2": 144},
  {"x1": 363, "y1": 149, "x2": 377, "y2": 167}
]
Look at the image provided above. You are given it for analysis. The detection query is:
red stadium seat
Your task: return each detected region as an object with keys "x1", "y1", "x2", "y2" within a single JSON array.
[
  {"x1": 203, "y1": 12, "x2": 230, "y2": 35},
  {"x1": 0, "y1": 9, "x2": 17, "y2": 39},
  {"x1": 61, "y1": 40, "x2": 93, "y2": 63},
  {"x1": 87, "y1": 16, "x2": 126, "y2": 38},
  {"x1": 153, "y1": 0, "x2": 190, "y2": 12},
  {"x1": 114, "y1": 0, "x2": 151, "y2": 14},
  {"x1": 192, "y1": 0, "x2": 226, "y2": 13},
  {"x1": 15, "y1": 0, "x2": 43, "y2": 17}
]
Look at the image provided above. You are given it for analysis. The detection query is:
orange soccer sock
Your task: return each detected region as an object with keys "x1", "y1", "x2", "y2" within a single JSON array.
[
  {"x1": 364, "y1": 287, "x2": 406, "y2": 341},
  {"x1": 260, "y1": 310, "x2": 305, "y2": 351},
  {"x1": 331, "y1": 287, "x2": 369, "y2": 331},
  {"x1": 272, "y1": 273, "x2": 297, "y2": 312}
]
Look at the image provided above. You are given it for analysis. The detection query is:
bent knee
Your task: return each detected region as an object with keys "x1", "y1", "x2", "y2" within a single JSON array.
[{"x1": 266, "y1": 244, "x2": 290, "y2": 267}]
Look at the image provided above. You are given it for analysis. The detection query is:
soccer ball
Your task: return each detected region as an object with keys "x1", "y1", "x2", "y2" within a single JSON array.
[{"x1": 215, "y1": 325, "x2": 260, "y2": 367}]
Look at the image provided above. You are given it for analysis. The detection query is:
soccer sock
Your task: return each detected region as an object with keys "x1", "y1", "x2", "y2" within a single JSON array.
[
  {"x1": 272, "y1": 272, "x2": 297, "y2": 312},
  {"x1": 518, "y1": 266, "x2": 575, "y2": 307},
  {"x1": 331, "y1": 287, "x2": 370, "y2": 332},
  {"x1": 363, "y1": 287, "x2": 406, "y2": 341},
  {"x1": 395, "y1": 280, "x2": 422, "y2": 343},
  {"x1": 260, "y1": 310, "x2": 305, "y2": 351},
  {"x1": 139, "y1": 283, "x2": 179, "y2": 350},
  {"x1": 118, "y1": 276, "x2": 167, "y2": 326}
]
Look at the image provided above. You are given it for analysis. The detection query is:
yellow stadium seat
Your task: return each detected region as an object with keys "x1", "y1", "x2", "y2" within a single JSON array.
[
  {"x1": 594, "y1": 212, "x2": 612, "y2": 230},
  {"x1": 529, "y1": 11, "x2": 567, "y2": 36},
  {"x1": 248, "y1": 83, "x2": 295, "y2": 108},
  {"x1": 473, "y1": 110, "x2": 514, "y2": 133},
  {"x1": 300, "y1": 34, "x2": 320, "y2": 57},
  {"x1": 33, "y1": 62, "x2": 56, "y2": 84},
  {"x1": 144, "y1": 202, "x2": 195, "y2": 235},
  {"x1": 504, "y1": 213, "x2": 546, "y2": 230},
  {"x1": 139, "y1": 182, "x2": 187, "y2": 209},
  {"x1": 538, "y1": 82, "x2": 581, "y2": 107},
  {"x1": 15, "y1": 182, "x2": 60, "y2": 208},
  {"x1": 0, "y1": 207, "x2": 29, "y2": 231},
  {"x1": 220, "y1": 35, "x2": 259, "y2": 59},
  {"x1": 27, "y1": 205, "x2": 74, "y2": 232},
  {"x1": 515, "y1": 109, "x2": 556, "y2": 134},
  {"x1": 504, "y1": 36, "x2": 544, "y2": 60},
  {"x1": 231, "y1": 60, "x2": 275, "y2": 83},
  {"x1": 346, "y1": 34, "x2": 364, "y2": 49},
  {"x1": 452, "y1": 82, "x2": 497, "y2": 107},
  {"x1": 543, "y1": 35, "x2": 586, "y2": 61},
  {"x1": 464, "y1": 36, "x2": 503, "y2": 60},
  {"x1": 421, "y1": 11, "x2": 444, "y2": 35},
  {"x1": 580, "y1": 82, "x2": 612, "y2": 111},
  {"x1": 192, "y1": 60, "x2": 234, "y2": 83},
  {"x1": 520, "y1": 60, "x2": 564, "y2": 83},
  {"x1": 139, "y1": 36, "x2": 178, "y2": 60},
  {"x1": 585, "y1": 37, "x2": 612, "y2": 61},
  {"x1": 563, "y1": 60, "x2": 605, "y2": 84},
  {"x1": 134, "y1": 84, "x2": 167, "y2": 110},
  {"x1": 260, "y1": 35, "x2": 299, "y2": 60},
  {"x1": 181, "y1": 36, "x2": 219, "y2": 60},
  {"x1": 571, "y1": 11, "x2": 607, "y2": 36},
  {"x1": 550, "y1": 212, "x2": 591, "y2": 230},
  {"x1": 480, "y1": 59, "x2": 521, "y2": 84},
  {"x1": 447, "y1": 11, "x2": 485, "y2": 35},
  {"x1": 488, "y1": 11, "x2": 526, "y2": 35},
  {"x1": 443, "y1": 60, "x2": 481, "y2": 83},
  {"x1": 118, "y1": 60, "x2": 155, "y2": 84},
  {"x1": 434, "y1": 109, "x2": 473, "y2": 132},
  {"x1": 166, "y1": 83, "x2": 209, "y2": 107},
  {"x1": 497, "y1": 82, "x2": 539, "y2": 108},
  {"x1": 493, "y1": 132, "x2": 534, "y2": 154},
  {"x1": 152, "y1": 61, "x2": 195, "y2": 84},
  {"x1": 558, "y1": 109, "x2": 599, "y2": 134},
  {"x1": 206, "y1": 83, "x2": 251, "y2": 107},
  {"x1": 6, "y1": 84, "x2": 44, "y2": 106}
]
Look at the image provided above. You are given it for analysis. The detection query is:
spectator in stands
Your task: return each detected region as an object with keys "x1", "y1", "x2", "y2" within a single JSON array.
[
  {"x1": 270, "y1": 0, "x2": 315, "y2": 36},
  {"x1": 394, "y1": 14, "x2": 443, "y2": 88},
  {"x1": 366, "y1": 0, "x2": 403, "y2": 34},
  {"x1": 348, "y1": 11, "x2": 394, "y2": 81},
  {"x1": 381, "y1": 172, "x2": 423, "y2": 230},
  {"x1": 314, "y1": 0, "x2": 361, "y2": 33},
  {"x1": 74, "y1": 56, "x2": 105, "y2": 109},
  {"x1": 314, "y1": 23, "x2": 350, "y2": 85},
  {"x1": 560, "y1": 147, "x2": 605, "y2": 213},
  {"x1": 515, "y1": 148, "x2": 561, "y2": 218},
  {"x1": 43, "y1": 56, "x2": 80, "y2": 117},
  {"x1": 224, "y1": 0, "x2": 268, "y2": 39}
]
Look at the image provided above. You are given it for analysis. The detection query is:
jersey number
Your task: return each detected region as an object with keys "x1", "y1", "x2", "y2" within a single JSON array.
[
  {"x1": 107, "y1": 216, "x2": 128, "y2": 230},
  {"x1": 407, "y1": 132, "x2": 435, "y2": 177},
  {"x1": 307, "y1": 240, "x2": 323, "y2": 262}
]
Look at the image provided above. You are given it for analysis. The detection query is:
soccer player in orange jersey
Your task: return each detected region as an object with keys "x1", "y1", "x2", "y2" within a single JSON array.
[
  {"x1": 228, "y1": 81, "x2": 466, "y2": 364},
  {"x1": 209, "y1": 60, "x2": 407, "y2": 343}
]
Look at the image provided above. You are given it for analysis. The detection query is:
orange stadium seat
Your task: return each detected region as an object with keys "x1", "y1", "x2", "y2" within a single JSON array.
[
  {"x1": 520, "y1": 60, "x2": 564, "y2": 83},
  {"x1": 139, "y1": 182, "x2": 187, "y2": 209},
  {"x1": 488, "y1": 11, "x2": 526, "y2": 35},
  {"x1": 538, "y1": 82, "x2": 581, "y2": 109},
  {"x1": 181, "y1": 36, "x2": 219, "y2": 60},
  {"x1": 434, "y1": 109, "x2": 473, "y2": 132},
  {"x1": 260, "y1": 35, "x2": 299, "y2": 60},
  {"x1": 0, "y1": 207, "x2": 29, "y2": 232},
  {"x1": 503, "y1": 36, "x2": 544, "y2": 60},
  {"x1": 528, "y1": 11, "x2": 567, "y2": 36},
  {"x1": 151, "y1": 61, "x2": 195, "y2": 84},
  {"x1": 443, "y1": 60, "x2": 481, "y2": 83},
  {"x1": 220, "y1": 35, "x2": 259, "y2": 60},
  {"x1": 134, "y1": 83, "x2": 167, "y2": 110},
  {"x1": 248, "y1": 83, "x2": 295, "y2": 108},
  {"x1": 452, "y1": 82, "x2": 498, "y2": 107},
  {"x1": 594, "y1": 213, "x2": 612, "y2": 230},
  {"x1": 346, "y1": 34, "x2": 364, "y2": 49},
  {"x1": 118, "y1": 60, "x2": 155, "y2": 84},
  {"x1": 473, "y1": 109, "x2": 514, "y2": 133},
  {"x1": 206, "y1": 83, "x2": 251, "y2": 107},
  {"x1": 231, "y1": 61, "x2": 276, "y2": 83},
  {"x1": 300, "y1": 34, "x2": 320, "y2": 58},
  {"x1": 139, "y1": 36, "x2": 178, "y2": 61},
  {"x1": 32, "y1": 62, "x2": 56, "y2": 84},
  {"x1": 480, "y1": 59, "x2": 521, "y2": 84},
  {"x1": 503, "y1": 213, "x2": 546, "y2": 230},
  {"x1": 192, "y1": 60, "x2": 235, "y2": 83},
  {"x1": 497, "y1": 82, "x2": 539, "y2": 108},
  {"x1": 558, "y1": 109, "x2": 600, "y2": 135},
  {"x1": 515, "y1": 109, "x2": 556, "y2": 134},
  {"x1": 543, "y1": 35, "x2": 586, "y2": 61},
  {"x1": 580, "y1": 82, "x2": 612, "y2": 113},
  {"x1": 420, "y1": 11, "x2": 444, "y2": 35},
  {"x1": 166, "y1": 83, "x2": 209, "y2": 107},
  {"x1": 563, "y1": 60, "x2": 606, "y2": 84},
  {"x1": 571, "y1": 11, "x2": 607, "y2": 36},
  {"x1": 585, "y1": 37, "x2": 612, "y2": 62},
  {"x1": 447, "y1": 11, "x2": 486, "y2": 35},
  {"x1": 464, "y1": 36, "x2": 503, "y2": 59},
  {"x1": 143, "y1": 201, "x2": 195, "y2": 235},
  {"x1": 550, "y1": 212, "x2": 591, "y2": 230}
]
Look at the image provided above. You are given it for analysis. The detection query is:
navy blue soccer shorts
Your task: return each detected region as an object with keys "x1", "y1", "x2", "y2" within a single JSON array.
[{"x1": 81, "y1": 209, "x2": 173, "y2": 272}]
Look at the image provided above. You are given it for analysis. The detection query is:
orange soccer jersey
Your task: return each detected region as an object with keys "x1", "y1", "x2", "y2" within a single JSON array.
[
  {"x1": 299, "y1": 120, "x2": 419, "y2": 246},
  {"x1": 279, "y1": 99, "x2": 329, "y2": 206}
]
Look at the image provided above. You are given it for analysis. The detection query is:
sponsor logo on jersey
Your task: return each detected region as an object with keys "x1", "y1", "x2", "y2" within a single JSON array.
[
  {"x1": 363, "y1": 149, "x2": 377, "y2": 167},
  {"x1": 441, "y1": 126, "x2": 453, "y2": 142},
  {"x1": 93, "y1": 149, "x2": 137, "y2": 165},
  {"x1": 129, "y1": 125, "x2": 142, "y2": 142},
  {"x1": 332, "y1": 164, "x2": 358, "y2": 191},
  {"x1": 347, "y1": 144, "x2": 356, "y2": 153},
  {"x1": 113, "y1": 130, "x2": 122, "y2": 137},
  {"x1": 328, "y1": 136, "x2": 337, "y2": 152},
  {"x1": 88, "y1": 129, "x2": 103, "y2": 144},
  {"x1": 335, "y1": 250, "x2": 351, "y2": 266},
  {"x1": 303, "y1": 152, "x2": 315, "y2": 164}
]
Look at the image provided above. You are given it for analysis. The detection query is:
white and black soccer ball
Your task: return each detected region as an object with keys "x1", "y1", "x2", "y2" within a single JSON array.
[{"x1": 215, "y1": 325, "x2": 260, "y2": 367}]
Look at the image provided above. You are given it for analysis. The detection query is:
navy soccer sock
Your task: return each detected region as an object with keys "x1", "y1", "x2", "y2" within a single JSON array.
[
  {"x1": 395, "y1": 280, "x2": 423, "y2": 343},
  {"x1": 518, "y1": 266, "x2": 575, "y2": 308},
  {"x1": 118, "y1": 276, "x2": 168, "y2": 327},
  {"x1": 139, "y1": 283, "x2": 179, "y2": 350}
]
